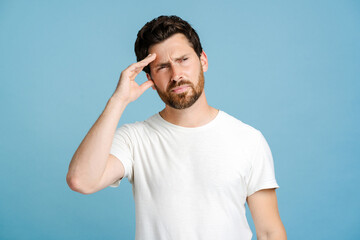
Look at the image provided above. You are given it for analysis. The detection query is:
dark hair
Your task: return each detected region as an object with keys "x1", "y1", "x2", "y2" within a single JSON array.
[{"x1": 134, "y1": 15, "x2": 203, "y2": 74}]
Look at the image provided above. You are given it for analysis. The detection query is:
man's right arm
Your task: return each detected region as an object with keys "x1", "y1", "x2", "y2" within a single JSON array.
[
  {"x1": 66, "y1": 53, "x2": 156, "y2": 194},
  {"x1": 66, "y1": 97, "x2": 128, "y2": 194}
]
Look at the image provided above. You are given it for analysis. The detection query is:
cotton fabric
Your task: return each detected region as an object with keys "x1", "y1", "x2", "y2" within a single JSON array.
[{"x1": 109, "y1": 110, "x2": 279, "y2": 240}]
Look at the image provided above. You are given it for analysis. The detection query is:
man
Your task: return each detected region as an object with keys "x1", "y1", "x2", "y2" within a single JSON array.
[{"x1": 67, "y1": 15, "x2": 287, "y2": 240}]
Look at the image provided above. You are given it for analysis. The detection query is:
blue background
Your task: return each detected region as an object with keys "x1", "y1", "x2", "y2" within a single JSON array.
[{"x1": 1, "y1": 0, "x2": 359, "y2": 239}]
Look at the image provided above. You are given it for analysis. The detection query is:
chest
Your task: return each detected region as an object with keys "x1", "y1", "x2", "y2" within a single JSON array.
[{"x1": 132, "y1": 130, "x2": 252, "y2": 197}]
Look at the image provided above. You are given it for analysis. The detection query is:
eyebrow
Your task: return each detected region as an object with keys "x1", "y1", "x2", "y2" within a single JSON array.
[{"x1": 153, "y1": 54, "x2": 189, "y2": 69}]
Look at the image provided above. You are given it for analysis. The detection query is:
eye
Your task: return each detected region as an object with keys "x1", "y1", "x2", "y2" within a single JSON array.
[
  {"x1": 157, "y1": 66, "x2": 167, "y2": 72},
  {"x1": 182, "y1": 57, "x2": 188, "y2": 61}
]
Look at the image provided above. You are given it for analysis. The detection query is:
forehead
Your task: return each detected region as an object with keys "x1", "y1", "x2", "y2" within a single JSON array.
[{"x1": 148, "y1": 33, "x2": 195, "y2": 57}]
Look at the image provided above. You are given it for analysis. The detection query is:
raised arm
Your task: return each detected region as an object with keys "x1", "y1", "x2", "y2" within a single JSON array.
[
  {"x1": 66, "y1": 54, "x2": 156, "y2": 194},
  {"x1": 247, "y1": 188, "x2": 287, "y2": 240}
]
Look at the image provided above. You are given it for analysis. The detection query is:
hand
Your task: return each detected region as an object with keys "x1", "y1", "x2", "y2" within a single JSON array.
[{"x1": 112, "y1": 53, "x2": 156, "y2": 104}]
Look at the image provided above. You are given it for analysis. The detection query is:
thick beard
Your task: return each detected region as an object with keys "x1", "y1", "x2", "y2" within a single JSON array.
[{"x1": 155, "y1": 67, "x2": 205, "y2": 109}]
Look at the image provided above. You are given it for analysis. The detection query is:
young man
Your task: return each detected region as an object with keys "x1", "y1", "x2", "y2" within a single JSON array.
[{"x1": 67, "y1": 15, "x2": 287, "y2": 240}]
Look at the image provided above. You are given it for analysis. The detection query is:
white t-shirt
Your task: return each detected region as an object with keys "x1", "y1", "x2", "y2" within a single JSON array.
[{"x1": 109, "y1": 110, "x2": 279, "y2": 240}]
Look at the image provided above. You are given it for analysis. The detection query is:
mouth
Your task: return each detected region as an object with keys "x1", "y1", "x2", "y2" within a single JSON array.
[{"x1": 171, "y1": 85, "x2": 190, "y2": 93}]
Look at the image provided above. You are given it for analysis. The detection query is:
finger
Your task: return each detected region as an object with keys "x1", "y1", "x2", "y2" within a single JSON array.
[
  {"x1": 122, "y1": 54, "x2": 157, "y2": 81},
  {"x1": 130, "y1": 53, "x2": 156, "y2": 72},
  {"x1": 140, "y1": 53, "x2": 157, "y2": 64},
  {"x1": 128, "y1": 56, "x2": 156, "y2": 80},
  {"x1": 138, "y1": 80, "x2": 154, "y2": 94}
]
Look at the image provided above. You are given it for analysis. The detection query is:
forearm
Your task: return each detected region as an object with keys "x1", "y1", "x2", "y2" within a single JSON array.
[
  {"x1": 257, "y1": 228, "x2": 287, "y2": 240},
  {"x1": 66, "y1": 96, "x2": 128, "y2": 192}
]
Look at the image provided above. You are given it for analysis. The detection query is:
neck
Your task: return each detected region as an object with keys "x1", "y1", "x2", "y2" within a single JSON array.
[{"x1": 159, "y1": 91, "x2": 219, "y2": 128}]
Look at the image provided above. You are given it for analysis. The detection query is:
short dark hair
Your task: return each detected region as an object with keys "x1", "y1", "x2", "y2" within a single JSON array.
[{"x1": 134, "y1": 15, "x2": 203, "y2": 74}]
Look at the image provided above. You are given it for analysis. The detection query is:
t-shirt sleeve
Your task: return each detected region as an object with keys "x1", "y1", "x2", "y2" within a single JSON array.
[
  {"x1": 246, "y1": 130, "x2": 279, "y2": 196},
  {"x1": 108, "y1": 125, "x2": 134, "y2": 187}
]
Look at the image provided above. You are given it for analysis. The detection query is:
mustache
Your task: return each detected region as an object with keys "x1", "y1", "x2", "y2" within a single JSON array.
[{"x1": 167, "y1": 80, "x2": 193, "y2": 92}]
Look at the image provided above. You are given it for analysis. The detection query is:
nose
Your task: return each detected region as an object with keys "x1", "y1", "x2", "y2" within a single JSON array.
[{"x1": 170, "y1": 64, "x2": 182, "y2": 82}]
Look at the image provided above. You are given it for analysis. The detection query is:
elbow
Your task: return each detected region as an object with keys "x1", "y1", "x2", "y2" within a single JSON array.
[
  {"x1": 66, "y1": 174, "x2": 94, "y2": 195},
  {"x1": 258, "y1": 227, "x2": 287, "y2": 240},
  {"x1": 266, "y1": 232, "x2": 287, "y2": 240}
]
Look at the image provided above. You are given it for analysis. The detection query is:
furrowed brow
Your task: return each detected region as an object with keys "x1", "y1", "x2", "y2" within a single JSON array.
[
  {"x1": 153, "y1": 54, "x2": 190, "y2": 70},
  {"x1": 155, "y1": 54, "x2": 189, "y2": 68},
  {"x1": 174, "y1": 54, "x2": 188, "y2": 61},
  {"x1": 155, "y1": 62, "x2": 170, "y2": 68}
]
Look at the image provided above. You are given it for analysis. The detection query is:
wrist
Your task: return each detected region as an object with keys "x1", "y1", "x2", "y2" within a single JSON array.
[
  {"x1": 108, "y1": 95, "x2": 129, "y2": 113},
  {"x1": 110, "y1": 94, "x2": 130, "y2": 106}
]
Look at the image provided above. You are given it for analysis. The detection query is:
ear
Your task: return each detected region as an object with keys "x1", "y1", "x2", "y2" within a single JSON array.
[
  {"x1": 200, "y1": 50, "x2": 208, "y2": 72},
  {"x1": 146, "y1": 73, "x2": 156, "y2": 90}
]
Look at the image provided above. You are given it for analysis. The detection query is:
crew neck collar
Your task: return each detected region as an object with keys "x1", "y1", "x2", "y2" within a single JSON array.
[{"x1": 154, "y1": 109, "x2": 222, "y2": 132}]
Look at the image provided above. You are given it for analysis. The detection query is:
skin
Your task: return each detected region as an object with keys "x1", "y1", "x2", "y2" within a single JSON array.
[
  {"x1": 146, "y1": 33, "x2": 219, "y2": 127},
  {"x1": 247, "y1": 189, "x2": 287, "y2": 240}
]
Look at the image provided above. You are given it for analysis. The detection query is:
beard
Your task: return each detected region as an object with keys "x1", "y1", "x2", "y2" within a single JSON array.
[{"x1": 155, "y1": 67, "x2": 205, "y2": 109}]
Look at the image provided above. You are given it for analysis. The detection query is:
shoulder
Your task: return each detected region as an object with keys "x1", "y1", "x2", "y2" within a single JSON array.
[
  {"x1": 115, "y1": 113, "x2": 159, "y2": 137},
  {"x1": 219, "y1": 110, "x2": 262, "y2": 139}
]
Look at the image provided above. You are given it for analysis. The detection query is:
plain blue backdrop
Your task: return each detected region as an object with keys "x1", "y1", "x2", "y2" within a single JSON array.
[{"x1": 1, "y1": 0, "x2": 359, "y2": 239}]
